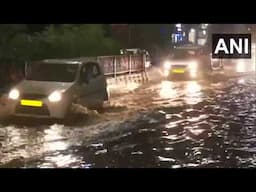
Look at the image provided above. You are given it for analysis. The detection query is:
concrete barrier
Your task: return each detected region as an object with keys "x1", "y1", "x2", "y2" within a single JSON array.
[
  {"x1": 106, "y1": 71, "x2": 149, "y2": 87},
  {"x1": 106, "y1": 71, "x2": 149, "y2": 97}
]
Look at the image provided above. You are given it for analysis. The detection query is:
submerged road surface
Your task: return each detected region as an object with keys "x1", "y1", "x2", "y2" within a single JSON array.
[{"x1": 1, "y1": 68, "x2": 256, "y2": 168}]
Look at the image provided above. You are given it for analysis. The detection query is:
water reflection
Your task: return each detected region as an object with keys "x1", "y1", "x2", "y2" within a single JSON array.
[
  {"x1": 0, "y1": 126, "x2": 30, "y2": 165},
  {"x1": 238, "y1": 78, "x2": 245, "y2": 84},
  {"x1": 107, "y1": 81, "x2": 140, "y2": 95},
  {"x1": 0, "y1": 123, "x2": 81, "y2": 167},
  {"x1": 43, "y1": 124, "x2": 69, "y2": 152},
  {"x1": 2, "y1": 75, "x2": 256, "y2": 168},
  {"x1": 159, "y1": 81, "x2": 177, "y2": 99},
  {"x1": 41, "y1": 124, "x2": 79, "y2": 168},
  {"x1": 41, "y1": 154, "x2": 79, "y2": 168},
  {"x1": 185, "y1": 81, "x2": 201, "y2": 95},
  {"x1": 184, "y1": 81, "x2": 203, "y2": 105}
]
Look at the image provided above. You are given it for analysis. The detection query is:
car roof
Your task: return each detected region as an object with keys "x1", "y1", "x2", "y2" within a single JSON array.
[{"x1": 40, "y1": 57, "x2": 99, "y2": 65}]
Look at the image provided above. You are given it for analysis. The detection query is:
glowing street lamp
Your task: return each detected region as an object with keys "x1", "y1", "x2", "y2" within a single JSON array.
[
  {"x1": 190, "y1": 28, "x2": 195, "y2": 33},
  {"x1": 176, "y1": 24, "x2": 182, "y2": 28}
]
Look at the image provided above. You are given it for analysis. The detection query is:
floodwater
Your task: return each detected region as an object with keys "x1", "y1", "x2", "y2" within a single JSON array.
[{"x1": 1, "y1": 68, "x2": 256, "y2": 168}]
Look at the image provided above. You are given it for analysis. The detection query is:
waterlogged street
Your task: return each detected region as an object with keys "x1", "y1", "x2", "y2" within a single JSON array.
[{"x1": 1, "y1": 67, "x2": 256, "y2": 168}]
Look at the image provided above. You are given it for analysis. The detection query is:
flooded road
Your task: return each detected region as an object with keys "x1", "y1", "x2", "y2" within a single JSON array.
[{"x1": 1, "y1": 71, "x2": 256, "y2": 168}]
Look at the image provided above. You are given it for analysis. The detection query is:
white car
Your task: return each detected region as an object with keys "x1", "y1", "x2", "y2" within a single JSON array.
[
  {"x1": 5, "y1": 59, "x2": 108, "y2": 119},
  {"x1": 163, "y1": 46, "x2": 212, "y2": 79}
]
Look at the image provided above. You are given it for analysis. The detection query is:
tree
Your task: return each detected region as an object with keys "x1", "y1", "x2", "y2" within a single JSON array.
[
  {"x1": 0, "y1": 24, "x2": 28, "y2": 63},
  {"x1": 0, "y1": 24, "x2": 123, "y2": 65}
]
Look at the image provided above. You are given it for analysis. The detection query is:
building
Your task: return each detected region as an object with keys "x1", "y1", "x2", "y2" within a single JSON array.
[
  {"x1": 171, "y1": 24, "x2": 186, "y2": 45},
  {"x1": 171, "y1": 24, "x2": 209, "y2": 47}
]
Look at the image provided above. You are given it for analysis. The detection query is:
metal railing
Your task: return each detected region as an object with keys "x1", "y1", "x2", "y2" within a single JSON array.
[{"x1": 97, "y1": 54, "x2": 146, "y2": 77}]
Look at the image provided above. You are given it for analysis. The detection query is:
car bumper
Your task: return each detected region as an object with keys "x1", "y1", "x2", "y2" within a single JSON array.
[
  {"x1": 6, "y1": 96, "x2": 72, "y2": 119},
  {"x1": 167, "y1": 68, "x2": 199, "y2": 79}
]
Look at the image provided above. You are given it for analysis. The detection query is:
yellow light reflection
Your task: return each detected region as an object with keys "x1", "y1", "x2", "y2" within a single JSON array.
[
  {"x1": 107, "y1": 81, "x2": 140, "y2": 95},
  {"x1": 42, "y1": 124, "x2": 79, "y2": 168},
  {"x1": 189, "y1": 129, "x2": 205, "y2": 136},
  {"x1": 0, "y1": 126, "x2": 31, "y2": 165},
  {"x1": 186, "y1": 81, "x2": 201, "y2": 94},
  {"x1": 126, "y1": 82, "x2": 140, "y2": 91},
  {"x1": 43, "y1": 124, "x2": 68, "y2": 152},
  {"x1": 184, "y1": 81, "x2": 203, "y2": 105},
  {"x1": 238, "y1": 78, "x2": 245, "y2": 84},
  {"x1": 43, "y1": 154, "x2": 79, "y2": 168},
  {"x1": 159, "y1": 81, "x2": 177, "y2": 99}
]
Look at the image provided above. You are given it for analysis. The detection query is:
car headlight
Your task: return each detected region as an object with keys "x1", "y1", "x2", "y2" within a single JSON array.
[
  {"x1": 48, "y1": 91, "x2": 62, "y2": 102},
  {"x1": 164, "y1": 61, "x2": 171, "y2": 70},
  {"x1": 189, "y1": 61, "x2": 198, "y2": 70},
  {"x1": 8, "y1": 89, "x2": 20, "y2": 100}
]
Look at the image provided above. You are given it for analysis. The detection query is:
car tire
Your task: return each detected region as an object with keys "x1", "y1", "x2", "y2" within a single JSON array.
[
  {"x1": 63, "y1": 103, "x2": 76, "y2": 124},
  {"x1": 104, "y1": 89, "x2": 109, "y2": 101},
  {"x1": 95, "y1": 102, "x2": 104, "y2": 113}
]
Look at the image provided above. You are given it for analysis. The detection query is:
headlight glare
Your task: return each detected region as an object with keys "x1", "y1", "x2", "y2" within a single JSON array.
[
  {"x1": 189, "y1": 61, "x2": 198, "y2": 69},
  {"x1": 48, "y1": 91, "x2": 62, "y2": 102},
  {"x1": 164, "y1": 61, "x2": 171, "y2": 70},
  {"x1": 8, "y1": 89, "x2": 20, "y2": 100}
]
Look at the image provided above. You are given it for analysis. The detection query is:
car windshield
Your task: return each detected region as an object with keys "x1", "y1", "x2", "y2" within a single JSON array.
[
  {"x1": 26, "y1": 62, "x2": 79, "y2": 82},
  {"x1": 172, "y1": 49, "x2": 198, "y2": 59}
]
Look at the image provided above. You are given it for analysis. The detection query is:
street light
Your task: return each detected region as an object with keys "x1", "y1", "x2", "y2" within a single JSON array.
[
  {"x1": 190, "y1": 28, "x2": 195, "y2": 33},
  {"x1": 176, "y1": 24, "x2": 182, "y2": 28}
]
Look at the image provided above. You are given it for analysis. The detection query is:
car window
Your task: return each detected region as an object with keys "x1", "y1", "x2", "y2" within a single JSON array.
[
  {"x1": 80, "y1": 65, "x2": 88, "y2": 83},
  {"x1": 91, "y1": 63, "x2": 101, "y2": 77},
  {"x1": 80, "y1": 63, "x2": 101, "y2": 83},
  {"x1": 26, "y1": 63, "x2": 78, "y2": 82}
]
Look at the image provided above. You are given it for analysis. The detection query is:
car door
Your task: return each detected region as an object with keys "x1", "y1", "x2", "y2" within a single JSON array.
[
  {"x1": 86, "y1": 62, "x2": 106, "y2": 107},
  {"x1": 78, "y1": 62, "x2": 106, "y2": 108},
  {"x1": 78, "y1": 64, "x2": 93, "y2": 107}
]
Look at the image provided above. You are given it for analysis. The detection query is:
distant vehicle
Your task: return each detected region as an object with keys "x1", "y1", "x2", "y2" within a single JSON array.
[
  {"x1": 163, "y1": 45, "x2": 213, "y2": 79},
  {"x1": 5, "y1": 59, "x2": 108, "y2": 120}
]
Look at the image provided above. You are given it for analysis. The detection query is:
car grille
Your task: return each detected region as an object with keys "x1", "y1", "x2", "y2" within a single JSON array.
[
  {"x1": 21, "y1": 93, "x2": 47, "y2": 100},
  {"x1": 172, "y1": 65, "x2": 187, "y2": 68},
  {"x1": 15, "y1": 105, "x2": 50, "y2": 116}
]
